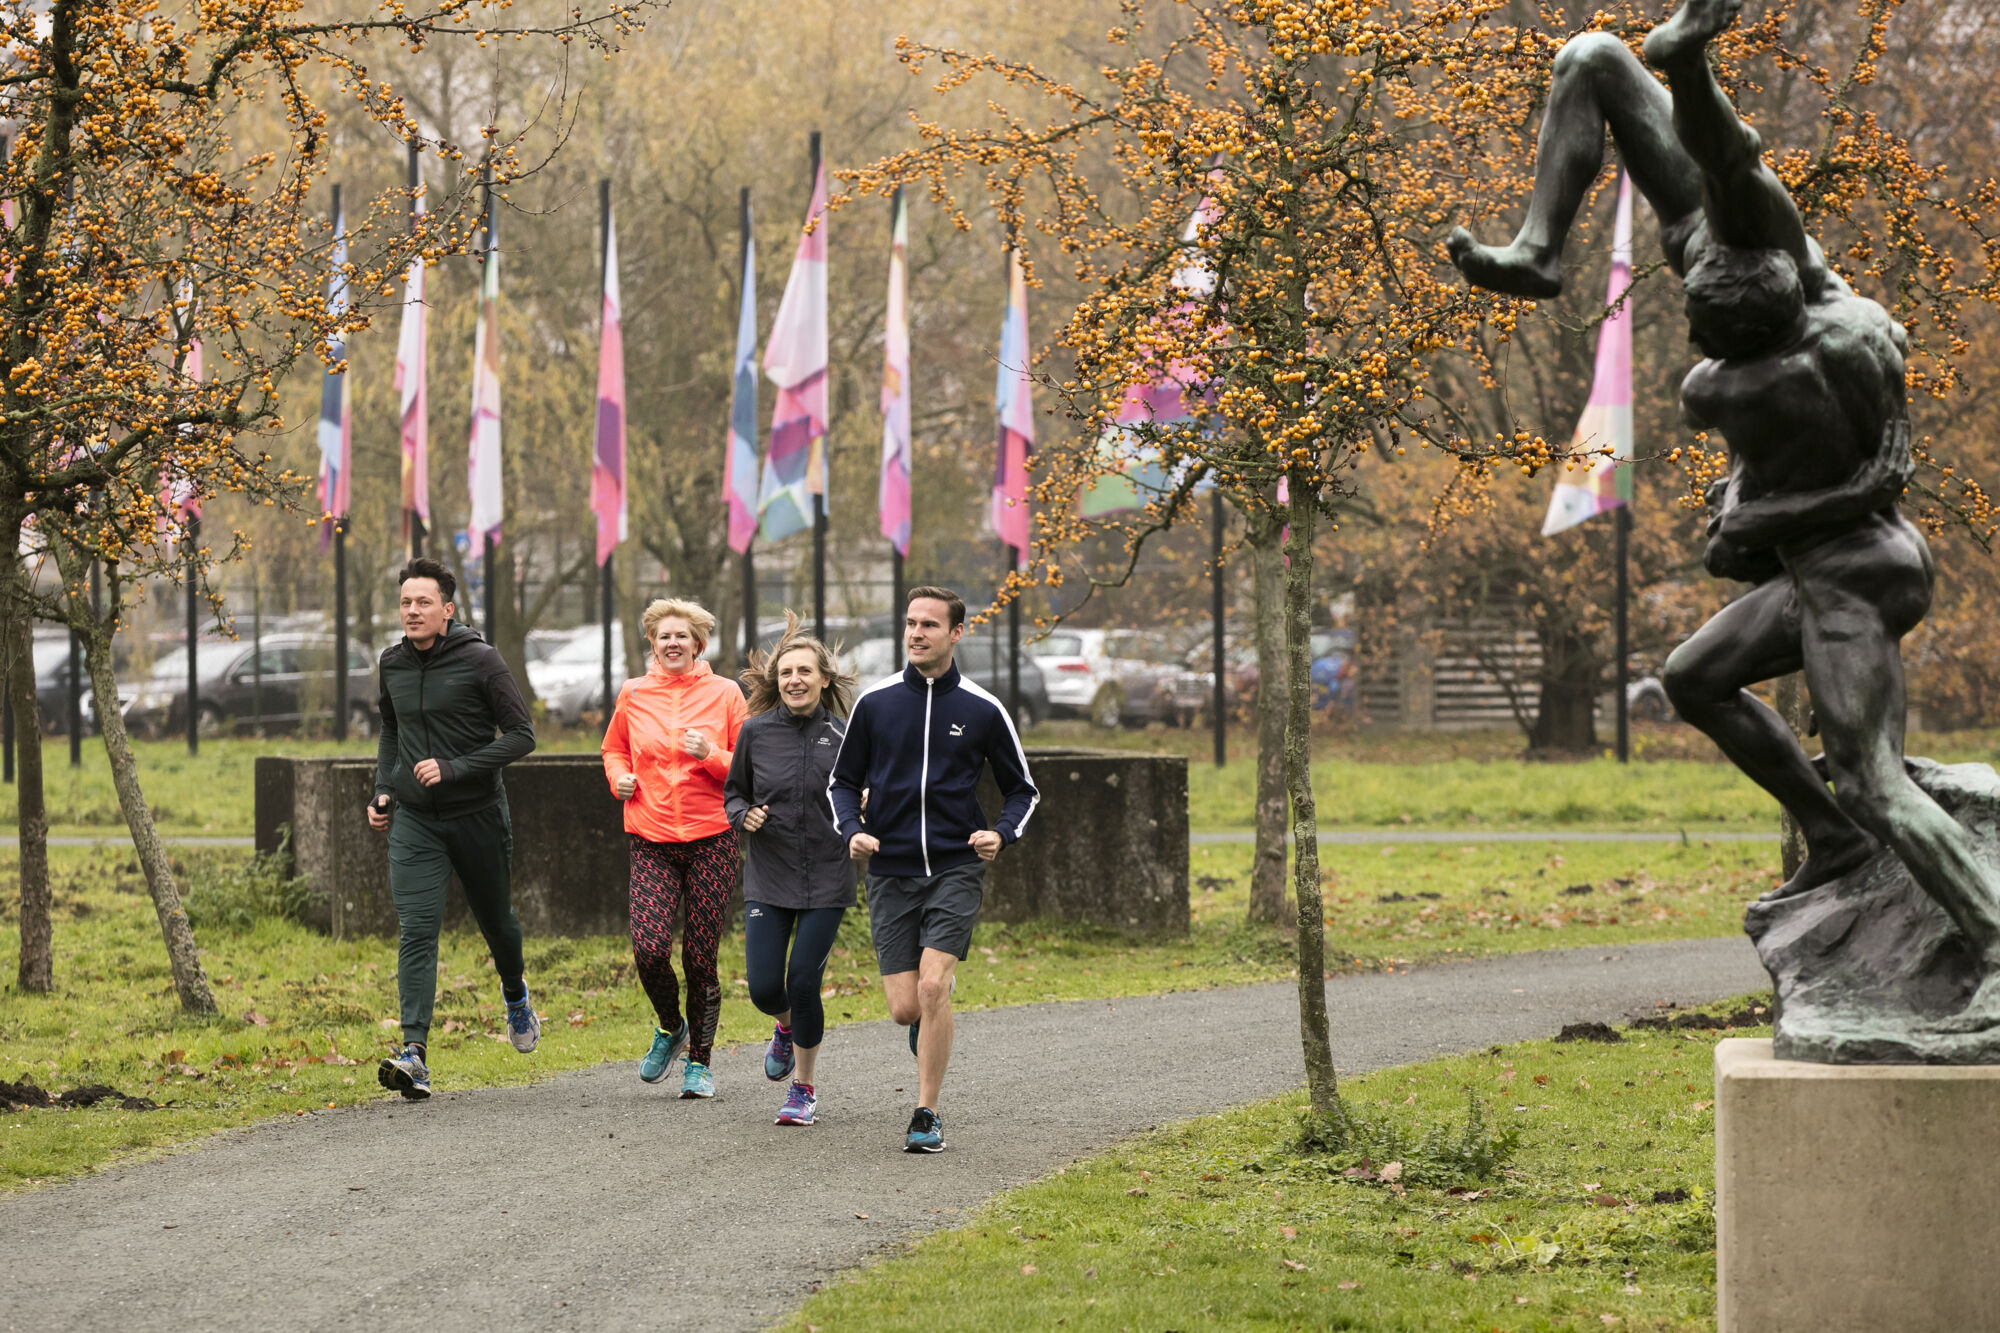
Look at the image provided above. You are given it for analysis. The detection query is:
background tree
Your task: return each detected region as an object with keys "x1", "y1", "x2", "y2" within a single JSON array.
[{"x1": 2, "y1": 0, "x2": 648, "y2": 1004}]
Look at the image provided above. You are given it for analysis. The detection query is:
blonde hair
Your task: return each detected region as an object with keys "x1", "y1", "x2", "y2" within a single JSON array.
[
  {"x1": 641, "y1": 597, "x2": 717, "y2": 655},
  {"x1": 740, "y1": 611, "x2": 857, "y2": 717}
]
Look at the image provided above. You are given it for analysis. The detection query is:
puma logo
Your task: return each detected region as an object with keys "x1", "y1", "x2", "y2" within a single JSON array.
[{"x1": 949, "y1": 723, "x2": 965, "y2": 737}]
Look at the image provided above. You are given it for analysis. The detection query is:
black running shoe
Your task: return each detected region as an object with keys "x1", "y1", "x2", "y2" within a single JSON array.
[{"x1": 904, "y1": 1106, "x2": 945, "y2": 1153}]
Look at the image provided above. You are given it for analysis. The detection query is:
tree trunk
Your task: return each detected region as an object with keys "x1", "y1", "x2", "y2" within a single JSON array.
[
  {"x1": 490, "y1": 550, "x2": 535, "y2": 707},
  {"x1": 57, "y1": 547, "x2": 215, "y2": 1013},
  {"x1": 5, "y1": 560, "x2": 52, "y2": 993},
  {"x1": 1527, "y1": 624, "x2": 1599, "y2": 753},
  {"x1": 1283, "y1": 468, "x2": 1338, "y2": 1125},
  {"x1": 1246, "y1": 498, "x2": 1290, "y2": 928}
]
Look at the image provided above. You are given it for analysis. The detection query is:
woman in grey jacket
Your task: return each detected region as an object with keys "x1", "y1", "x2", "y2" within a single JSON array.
[{"x1": 724, "y1": 617, "x2": 857, "y2": 1126}]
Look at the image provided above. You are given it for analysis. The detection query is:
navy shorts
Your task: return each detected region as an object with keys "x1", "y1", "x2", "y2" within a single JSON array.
[{"x1": 866, "y1": 862, "x2": 986, "y2": 974}]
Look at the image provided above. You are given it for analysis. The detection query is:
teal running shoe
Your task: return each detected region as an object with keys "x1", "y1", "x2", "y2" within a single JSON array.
[
  {"x1": 505, "y1": 990, "x2": 541, "y2": 1054},
  {"x1": 680, "y1": 1058, "x2": 715, "y2": 1099},
  {"x1": 765, "y1": 1023, "x2": 796, "y2": 1081},
  {"x1": 377, "y1": 1043, "x2": 431, "y2": 1101},
  {"x1": 776, "y1": 1081, "x2": 817, "y2": 1126},
  {"x1": 904, "y1": 1106, "x2": 944, "y2": 1153},
  {"x1": 639, "y1": 1022, "x2": 688, "y2": 1084}
]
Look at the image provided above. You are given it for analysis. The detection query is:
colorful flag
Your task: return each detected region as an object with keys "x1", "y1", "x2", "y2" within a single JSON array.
[
  {"x1": 1543, "y1": 172, "x2": 1635, "y2": 537},
  {"x1": 316, "y1": 197, "x2": 351, "y2": 547},
  {"x1": 1081, "y1": 186, "x2": 1223, "y2": 517},
  {"x1": 758, "y1": 160, "x2": 829, "y2": 542},
  {"x1": 879, "y1": 190, "x2": 912, "y2": 556},
  {"x1": 724, "y1": 213, "x2": 760, "y2": 555},
  {"x1": 466, "y1": 226, "x2": 504, "y2": 552},
  {"x1": 158, "y1": 282, "x2": 202, "y2": 546},
  {"x1": 592, "y1": 204, "x2": 627, "y2": 567},
  {"x1": 396, "y1": 185, "x2": 429, "y2": 547},
  {"x1": 991, "y1": 246, "x2": 1033, "y2": 557}
]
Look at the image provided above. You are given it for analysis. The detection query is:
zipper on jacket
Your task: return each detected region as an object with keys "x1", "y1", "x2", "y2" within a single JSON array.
[{"x1": 920, "y1": 676, "x2": 933, "y2": 876}]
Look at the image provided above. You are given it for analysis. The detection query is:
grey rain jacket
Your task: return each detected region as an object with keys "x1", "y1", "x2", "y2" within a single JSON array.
[{"x1": 723, "y1": 704, "x2": 856, "y2": 909}]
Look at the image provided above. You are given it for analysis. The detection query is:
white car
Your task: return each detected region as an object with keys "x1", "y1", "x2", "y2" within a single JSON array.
[
  {"x1": 1030, "y1": 628, "x2": 1179, "y2": 728},
  {"x1": 526, "y1": 624, "x2": 627, "y2": 725}
]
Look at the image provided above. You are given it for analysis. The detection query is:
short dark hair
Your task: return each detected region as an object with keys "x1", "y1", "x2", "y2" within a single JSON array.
[
  {"x1": 398, "y1": 558, "x2": 457, "y2": 605},
  {"x1": 905, "y1": 585, "x2": 965, "y2": 630}
]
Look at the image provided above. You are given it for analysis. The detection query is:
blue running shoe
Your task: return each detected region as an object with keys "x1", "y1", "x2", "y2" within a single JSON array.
[
  {"x1": 904, "y1": 1106, "x2": 944, "y2": 1153},
  {"x1": 680, "y1": 1058, "x2": 715, "y2": 1099},
  {"x1": 640, "y1": 1023, "x2": 688, "y2": 1084},
  {"x1": 776, "y1": 1081, "x2": 817, "y2": 1126},
  {"x1": 377, "y1": 1043, "x2": 431, "y2": 1100},
  {"x1": 505, "y1": 990, "x2": 541, "y2": 1054},
  {"x1": 765, "y1": 1023, "x2": 796, "y2": 1081}
]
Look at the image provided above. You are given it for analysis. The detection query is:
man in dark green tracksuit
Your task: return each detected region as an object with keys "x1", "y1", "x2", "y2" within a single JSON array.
[{"x1": 368, "y1": 558, "x2": 540, "y2": 1100}]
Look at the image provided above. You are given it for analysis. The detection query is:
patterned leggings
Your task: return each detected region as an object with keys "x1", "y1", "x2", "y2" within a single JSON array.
[{"x1": 628, "y1": 829, "x2": 738, "y2": 1065}]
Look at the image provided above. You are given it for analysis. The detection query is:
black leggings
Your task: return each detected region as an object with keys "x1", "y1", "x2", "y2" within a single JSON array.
[{"x1": 743, "y1": 903, "x2": 845, "y2": 1050}]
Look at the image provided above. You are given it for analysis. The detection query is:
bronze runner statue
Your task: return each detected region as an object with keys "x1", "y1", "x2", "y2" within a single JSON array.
[{"x1": 1448, "y1": 0, "x2": 2000, "y2": 1039}]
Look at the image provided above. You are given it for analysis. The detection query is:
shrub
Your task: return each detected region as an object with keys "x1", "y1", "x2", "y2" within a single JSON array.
[
  {"x1": 183, "y1": 837, "x2": 311, "y2": 933},
  {"x1": 1298, "y1": 1086, "x2": 1521, "y2": 1187}
]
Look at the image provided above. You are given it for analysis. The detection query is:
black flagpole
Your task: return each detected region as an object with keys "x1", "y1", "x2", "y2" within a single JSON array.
[
  {"x1": 407, "y1": 143, "x2": 425, "y2": 560},
  {"x1": 890, "y1": 186, "x2": 905, "y2": 672},
  {"x1": 600, "y1": 178, "x2": 615, "y2": 720},
  {"x1": 740, "y1": 185, "x2": 757, "y2": 666},
  {"x1": 1213, "y1": 488, "x2": 1226, "y2": 767},
  {"x1": 331, "y1": 182, "x2": 349, "y2": 743},
  {"x1": 1615, "y1": 503, "x2": 1630, "y2": 763},
  {"x1": 808, "y1": 130, "x2": 827, "y2": 644}
]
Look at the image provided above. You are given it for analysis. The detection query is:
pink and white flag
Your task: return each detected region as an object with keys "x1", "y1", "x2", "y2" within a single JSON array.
[
  {"x1": 592, "y1": 206, "x2": 627, "y2": 566},
  {"x1": 758, "y1": 160, "x2": 829, "y2": 542},
  {"x1": 316, "y1": 196, "x2": 351, "y2": 549},
  {"x1": 879, "y1": 190, "x2": 911, "y2": 556},
  {"x1": 466, "y1": 235, "x2": 504, "y2": 551},
  {"x1": 1543, "y1": 173, "x2": 1634, "y2": 536},
  {"x1": 158, "y1": 282, "x2": 203, "y2": 547},
  {"x1": 724, "y1": 213, "x2": 760, "y2": 555},
  {"x1": 396, "y1": 186, "x2": 429, "y2": 546},
  {"x1": 991, "y1": 247, "x2": 1033, "y2": 558}
]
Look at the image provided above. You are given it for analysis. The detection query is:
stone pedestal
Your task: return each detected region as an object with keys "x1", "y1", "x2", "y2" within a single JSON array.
[{"x1": 1715, "y1": 1037, "x2": 2000, "y2": 1332}]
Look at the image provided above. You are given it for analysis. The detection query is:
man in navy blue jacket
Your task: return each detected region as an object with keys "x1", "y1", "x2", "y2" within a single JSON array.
[{"x1": 829, "y1": 586, "x2": 1038, "y2": 1153}]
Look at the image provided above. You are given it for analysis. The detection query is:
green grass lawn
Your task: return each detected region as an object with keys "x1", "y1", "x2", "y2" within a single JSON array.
[
  {"x1": 782, "y1": 1002, "x2": 1768, "y2": 1332},
  {"x1": 0, "y1": 835, "x2": 1776, "y2": 1193}
]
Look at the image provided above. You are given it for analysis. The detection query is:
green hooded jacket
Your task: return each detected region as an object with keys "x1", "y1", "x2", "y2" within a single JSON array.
[{"x1": 373, "y1": 621, "x2": 536, "y2": 819}]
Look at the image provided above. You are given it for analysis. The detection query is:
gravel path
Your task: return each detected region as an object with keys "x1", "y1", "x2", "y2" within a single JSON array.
[{"x1": 0, "y1": 936, "x2": 1765, "y2": 1332}]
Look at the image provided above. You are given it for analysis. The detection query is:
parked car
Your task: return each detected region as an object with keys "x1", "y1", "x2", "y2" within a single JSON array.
[
  {"x1": 125, "y1": 633, "x2": 377, "y2": 738},
  {"x1": 23, "y1": 632, "x2": 109, "y2": 735},
  {"x1": 845, "y1": 635, "x2": 1051, "y2": 728},
  {"x1": 1029, "y1": 627, "x2": 1190, "y2": 728},
  {"x1": 527, "y1": 623, "x2": 628, "y2": 726}
]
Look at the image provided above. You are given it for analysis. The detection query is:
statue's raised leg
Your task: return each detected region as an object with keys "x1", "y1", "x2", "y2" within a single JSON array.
[
  {"x1": 1447, "y1": 32, "x2": 1703, "y2": 298},
  {"x1": 1661, "y1": 577, "x2": 1879, "y2": 897}
]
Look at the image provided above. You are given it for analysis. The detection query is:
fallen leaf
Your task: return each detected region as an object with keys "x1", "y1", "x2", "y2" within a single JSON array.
[
  {"x1": 1126, "y1": 1187, "x2": 1148, "y2": 1196},
  {"x1": 243, "y1": 1011, "x2": 269, "y2": 1027},
  {"x1": 1514, "y1": 1294, "x2": 1529, "y2": 1305},
  {"x1": 1601, "y1": 1317, "x2": 1621, "y2": 1326},
  {"x1": 1467, "y1": 1233, "x2": 1497, "y2": 1244},
  {"x1": 567, "y1": 1011, "x2": 589, "y2": 1027},
  {"x1": 1338, "y1": 1280, "x2": 1362, "y2": 1290},
  {"x1": 1341, "y1": 1165, "x2": 1374, "y2": 1179},
  {"x1": 1378, "y1": 1161, "x2": 1404, "y2": 1182},
  {"x1": 1532, "y1": 1074, "x2": 1550, "y2": 1086},
  {"x1": 1281, "y1": 1259, "x2": 1307, "y2": 1272},
  {"x1": 1592, "y1": 1194, "x2": 1623, "y2": 1208},
  {"x1": 1690, "y1": 1099, "x2": 1714, "y2": 1114},
  {"x1": 1623, "y1": 1284, "x2": 1642, "y2": 1295},
  {"x1": 1280, "y1": 1227, "x2": 1297, "y2": 1240},
  {"x1": 441, "y1": 1020, "x2": 465, "y2": 1035},
  {"x1": 1020, "y1": 1264, "x2": 1036, "y2": 1276},
  {"x1": 377, "y1": 1018, "x2": 397, "y2": 1029},
  {"x1": 1083, "y1": 1268, "x2": 1096, "y2": 1279},
  {"x1": 853, "y1": 1212, "x2": 869, "y2": 1219},
  {"x1": 1200, "y1": 1172, "x2": 1223, "y2": 1182}
]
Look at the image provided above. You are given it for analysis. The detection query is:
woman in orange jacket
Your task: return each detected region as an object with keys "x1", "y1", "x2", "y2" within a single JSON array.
[{"x1": 602, "y1": 597, "x2": 747, "y2": 1098}]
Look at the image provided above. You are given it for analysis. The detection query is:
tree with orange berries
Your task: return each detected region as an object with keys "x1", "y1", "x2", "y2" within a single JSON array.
[
  {"x1": 845, "y1": 0, "x2": 1592, "y2": 1129},
  {"x1": 2, "y1": 0, "x2": 649, "y2": 1008}
]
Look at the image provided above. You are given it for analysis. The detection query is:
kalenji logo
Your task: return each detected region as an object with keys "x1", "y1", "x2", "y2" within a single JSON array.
[{"x1": 948, "y1": 723, "x2": 965, "y2": 737}]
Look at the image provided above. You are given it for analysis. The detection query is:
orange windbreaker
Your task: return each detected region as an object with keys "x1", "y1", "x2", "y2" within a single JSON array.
[{"x1": 601, "y1": 659, "x2": 747, "y2": 844}]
